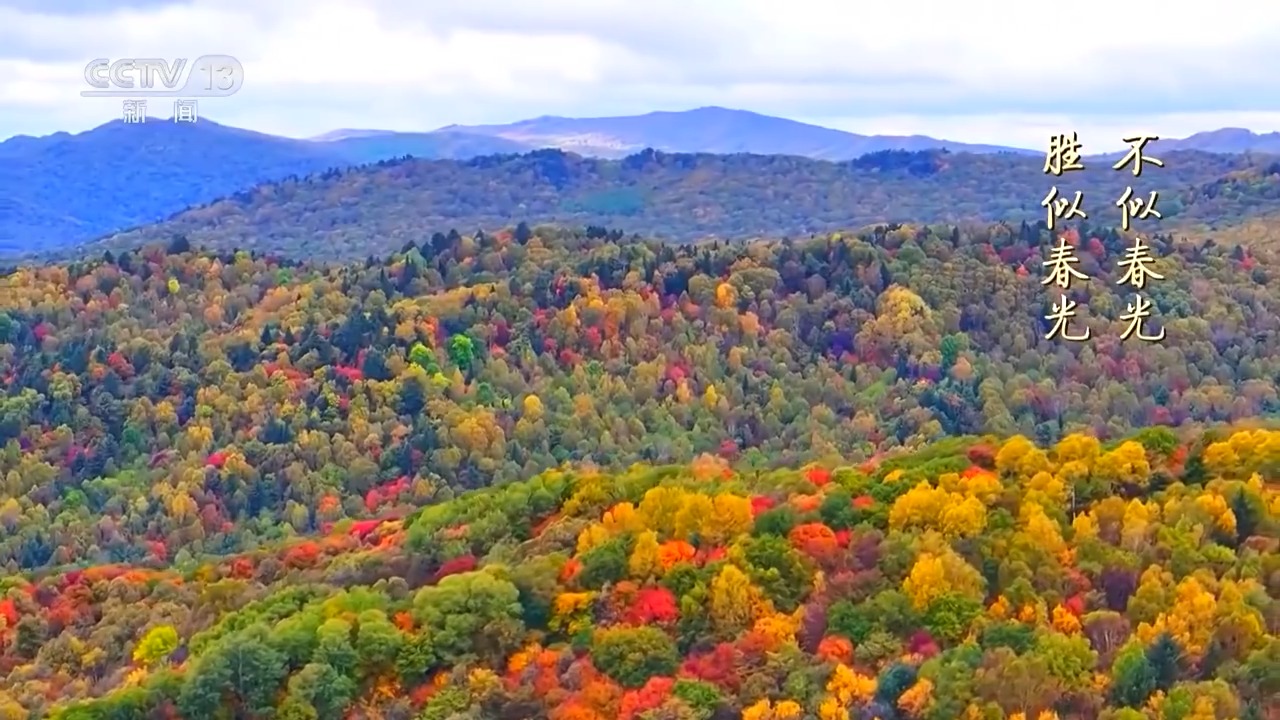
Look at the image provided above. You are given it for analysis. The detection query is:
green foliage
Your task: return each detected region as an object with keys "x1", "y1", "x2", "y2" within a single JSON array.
[{"x1": 591, "y1": 626, "x2": 680, "y2": 687}]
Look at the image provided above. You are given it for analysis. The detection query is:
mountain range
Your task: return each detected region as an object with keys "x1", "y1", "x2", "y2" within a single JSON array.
[
  {"x1": 4, "y1": 106, "x2": 1280, "y2": 257},
  {"x1": 66, "y1": 147, "x2": 1280, "y2": 263}
]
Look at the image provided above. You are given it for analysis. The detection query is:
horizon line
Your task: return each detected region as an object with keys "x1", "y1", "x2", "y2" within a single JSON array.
[{"x1": 3, "y1": 106, "x2": 1278, "y2": 154}]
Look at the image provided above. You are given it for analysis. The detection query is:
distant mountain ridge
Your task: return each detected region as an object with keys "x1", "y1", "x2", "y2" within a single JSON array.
[
  {"x1": 1161, "y1": 127, "x2": 1280, "y2": 154},
  {"x1": 429, "y1": 106, "x2": 1033, "y2": 159},
  {"x1": 3, "y1": 106, "x2": 1280, "y2": 257},
  {"x1": 60, "y1": 146, "x2": 1280, "y2": 264}
]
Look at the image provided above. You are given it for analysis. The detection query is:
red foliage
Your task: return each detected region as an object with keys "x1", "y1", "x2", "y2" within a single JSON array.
[
  {"x1": 560, "y1": 558, "x2": 582, "y2": 583},
  {"x1": 619, "y1": 677, "x2": 674, "y2": 720},
  {"x1": 349, "y1": 520, "x2": 381, "y2": 539},
  {"x1": 806, "y1": 467, "x2": 832, "y2": 486},
  {"x1": 408, "y1": 683, "x2": 437, "y2": 707},
  {"x1": 750, "y1": 495, "x2": 775, "y2": 516},
  {"x1": 789, "y1": 522, "x2": 840, "y2": 561},
  {"x1": 623, "y1": 587, "x2": 679, "y2": 626},
  {"x1": 229, "y1": 557, "x2": 255, "y2": 579},
  {"x1": 32, "y1": 322, "x2": 51, "y2": 341},
  {"x1": 816, "y1": 635, "x2": 854, "y2": 664},
  {"x1": 206, "y1": 451, "x2": 227, "y2": 468},
  {"x1": 907, "y1": 629, "x2": 939, "y2": 655},
  {"x1": 665, "y1": 364, "x2": 687, "y2": 384},
  {"x1": 106, "y1": 351, "x2": 134, "y2": 378},
  {"x1": 680, "y1": 643, "x2": 740, "y2": 691},
  {"x1": 434, "y1": 555, "x2": 478, "y2": 581},
  {"x1": 46, "y1": 600, "x2": 77, "y2": 632},
  {"x1": 147, "y1": 541, "x2": 168, "y2": 561},
  {"x1": 283, "y1": 542, "x2": 321, "y2": 569},
  {"x1": 737, "y1": 629, "x2": 774, "y2": 660},
  {"x1": 834, "y1": 529, "x2": 852, "y2": 548},
  {"x1": 852, "y1": 494, "x2": 875, "y2": 509},
  {"x1": 699, "y1": 546, "x2": 727, "y2": 565},
  {"x1": 966, "y1": 443, "x2": 997, "y2": 469},
  {"x1": 364, "y1": 475, "x2": 411, "y2": 512},
  {"x1": 718, "y1": 439, "x2": 740, "y2": 461},
  {"x1": 1064, "y1": 593, "x2": 1086, "y2": 616},
  {"x1": 334, "y1": 365, "x2": 364, "y2": 383},
  {"x1": 0, "y1": 598, "x2": 18, "y2": 627}
]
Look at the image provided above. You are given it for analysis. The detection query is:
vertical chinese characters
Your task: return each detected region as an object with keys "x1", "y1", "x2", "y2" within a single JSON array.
[
  {"x1": 1042, "y1": 133, "x2": 1087, "y2": 231},
  {"x1": 1042, "y1": 133, "x2": 1090, "y2": 342},
  {"x1": 1112, "y1": 136, "x2": 1166, "y2": 342}
]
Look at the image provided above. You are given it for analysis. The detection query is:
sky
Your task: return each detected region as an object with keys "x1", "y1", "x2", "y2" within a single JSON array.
[{"x1": 2, "y1": 0, "x2": 1280, "y2": 151}]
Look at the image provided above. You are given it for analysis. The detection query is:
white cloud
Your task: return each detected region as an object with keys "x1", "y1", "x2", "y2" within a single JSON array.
[{"x1": 1, "y1": 0, "x2": 1278, "y2": 143}]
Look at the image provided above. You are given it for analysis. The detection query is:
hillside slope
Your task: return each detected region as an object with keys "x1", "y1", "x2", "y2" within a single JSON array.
[
  {"x1": 1, "y1": 222, "x2": 1278, "y2": 568},
  {"x1": 68, "y1": 148, "x2": 1280, "y2": 262},
  {"x1": 0, "y1": 121, "x2": 341, "y2": 254},
  {"x1": 0, "y1": 123, "x2": 529, "y2": 255},
  {"x1": 0, "y1": 224, "x2": 1278, "y2": 717},
  {"x1": 28, "y1": 433, "x2": 1280, "y2": 720}
]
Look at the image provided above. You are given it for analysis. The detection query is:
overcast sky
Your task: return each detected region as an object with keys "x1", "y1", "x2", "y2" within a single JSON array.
[{"x1": 2, "y1": 0, "x2": 1279, "y2": 151}]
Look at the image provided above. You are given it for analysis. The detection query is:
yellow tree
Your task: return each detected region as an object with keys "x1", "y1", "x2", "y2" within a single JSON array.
[
  {"x1": 1135, "y1": 577, "x2": 1217, "y2": 658},
  {"x1": 902, "y1": 540, "x2": 985, "y2": 610},
  {"x1": 701, "y1": 494, "x2": 753, "y2": 545},
  {"x1": 629, "y1": 530, "x2": 662, "y2": 580},
  {"x1": 1094, "y1": 441, "x2": 1151, "y2": 491},
  {"x1": 827, "y1": 663, "x2": 876, "y2": 707},
  {"x1": 709, "y1": 564, "x2": 763, "y2": 638},
  {"x1": 132, "y1": 625, "x2": 179, "y2": 668}
]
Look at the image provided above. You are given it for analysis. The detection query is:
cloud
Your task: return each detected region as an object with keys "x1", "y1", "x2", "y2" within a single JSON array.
[{"x1": 1, "y1": 0, "x2": 1278, "y2": 146}]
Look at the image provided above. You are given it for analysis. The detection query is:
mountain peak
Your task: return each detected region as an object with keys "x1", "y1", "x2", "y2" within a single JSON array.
[{"x1": 1164, "y1": 127, "x2": 1280, "y2": 153}]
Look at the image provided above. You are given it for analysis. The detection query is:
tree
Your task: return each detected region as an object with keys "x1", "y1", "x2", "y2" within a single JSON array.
[
  {"x1": 178, "y1": 629, "x2": 288, "y2": 719},
  {"x1": 132, "y1": 624, "x2": 179, "y2": 668},
  {"x1": 710, "y1": 565, "x2": 764, "y2": 638},
  {"x1": 629, "y1": 530, "x2": 662, "y2": 581},
  {"x1": 592, "y1": 626, "x2": 679, "y2": 688},
  {"x1": 1109, "y1": 643, "x2": 1156, "y2": 708},
  {"x1": 412, "y1": 569, "x2": 525, "y2": 665}
]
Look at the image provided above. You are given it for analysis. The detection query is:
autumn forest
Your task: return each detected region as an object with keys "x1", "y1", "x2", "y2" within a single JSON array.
[{"x1": 0, "y1": 216, "x2": 1277, "y2": 719}]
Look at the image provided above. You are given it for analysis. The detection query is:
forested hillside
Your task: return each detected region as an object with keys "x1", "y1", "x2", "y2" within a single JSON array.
[
  {"x1": 2, "y1": 221, "x2": 1279, "y2": 570},
  {"x1": 21, "y1": 431, "x2": 1280, "y2": 719},
  {"x1": 69, "y1": 148, "x2": 1280, "y2": 262},
  {"x1": 1, "y1": 222, "x2": 1278, "y2": 718}
]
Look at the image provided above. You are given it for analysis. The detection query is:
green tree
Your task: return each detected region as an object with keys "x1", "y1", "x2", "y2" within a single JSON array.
[{"x1": 592, "y1": 626, "x2": 680, "y2": 688}]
